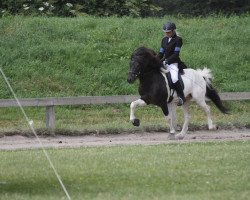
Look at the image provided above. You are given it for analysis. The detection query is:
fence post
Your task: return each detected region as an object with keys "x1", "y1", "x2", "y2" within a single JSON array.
[{"x1": 46, "y1": 106, "x2": 55, "y2": 134}]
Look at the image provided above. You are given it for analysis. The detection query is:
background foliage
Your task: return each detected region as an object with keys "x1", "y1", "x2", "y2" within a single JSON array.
[
  {"x1": 0, "y1": 15, "x2": 249, "y2": 99},
  {"x1": 1, "y1": 0, "x2": 249, "y2": 17}
]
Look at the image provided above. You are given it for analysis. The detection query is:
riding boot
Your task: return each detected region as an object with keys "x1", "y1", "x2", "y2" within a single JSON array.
[{"x1": 174, "y1": 80, "x2": 186, "y2": 106}]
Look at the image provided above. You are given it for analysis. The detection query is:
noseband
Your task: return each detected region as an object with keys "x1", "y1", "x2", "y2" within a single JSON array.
[
  {"x1": 129, "y1": 59, "x2": 141, "y2": 78},
  {"x1": 128, "y1": 70, "x2": 141, "y2": 78}
]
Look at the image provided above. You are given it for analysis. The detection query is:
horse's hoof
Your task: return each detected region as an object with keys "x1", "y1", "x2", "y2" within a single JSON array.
[
  {"x1": 209, "y1": 124, "x2": 217, "y2": 130},
  {"x1": 132, "y1": 118, "x2": 140, "y2": 127},
  {"x1": 168, "y1": 133, "x2": 175, "y2": 140},
  {"x1": 176, "y1": 133, "x2": 185, "y2": 140},
  {"x1": 176, "y1": 125, "x2": 182, "y2": 131}
]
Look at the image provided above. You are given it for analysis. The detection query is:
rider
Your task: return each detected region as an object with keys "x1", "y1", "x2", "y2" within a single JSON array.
[{"x1": 158, "y1": 21, "x2": 186, "y2": 106}]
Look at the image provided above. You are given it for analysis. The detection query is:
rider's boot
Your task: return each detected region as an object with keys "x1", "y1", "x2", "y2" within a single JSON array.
[{"x1": 174, "y1": 80, "x2": 186, "y2": 106}]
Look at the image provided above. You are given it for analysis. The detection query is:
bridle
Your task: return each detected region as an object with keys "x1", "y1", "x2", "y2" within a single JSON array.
[
  {"x1": 128, "y1": 70, "x2": 141, "y2": 78},
  {"x1": 128, "y1": 59, "x2": 141, "y2": 78},
  {"x1": 129, "y1": 57, "x2": 157, "y2": 78}
]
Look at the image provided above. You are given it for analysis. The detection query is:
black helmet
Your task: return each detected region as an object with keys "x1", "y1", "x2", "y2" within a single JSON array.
[{"x1": 163, "y1": 22, "x2": 176, "y2": 32}]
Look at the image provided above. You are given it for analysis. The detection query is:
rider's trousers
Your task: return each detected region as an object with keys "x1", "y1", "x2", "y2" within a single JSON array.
[{"x1": 165, "y1": 62, "x2": 179, "y2": 83}]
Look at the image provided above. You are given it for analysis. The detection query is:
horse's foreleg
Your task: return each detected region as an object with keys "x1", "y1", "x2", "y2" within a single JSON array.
[
  {"x1": 176, "y1": 101, "x2": 191, "y2": 140},
  {"x1": 161, "y1": 102, "x2": 175, "y2": 139},
  {"x1": 130, "y1": 99, "x2": 146, "y2": 126},
  {"x1": 168, "y1": 102, "x2": 177, "y2": 130}
]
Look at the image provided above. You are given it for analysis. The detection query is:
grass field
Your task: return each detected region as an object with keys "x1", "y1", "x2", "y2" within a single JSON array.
[
  {"x1": 0, "y1": 15, "x2": 249, "y2": 200},
  {"x1": 0, "y1": 15, "x2": 249, "y2": 134},
  {"x1": 0, "y1": 15, "x2": 249, "y2": 99},
  {"x1": 0, "y1": 141, "x2": 250, "y2": 200},
  {"x1": 0, "y1": 100, "x2": 249, "y2": 136}
]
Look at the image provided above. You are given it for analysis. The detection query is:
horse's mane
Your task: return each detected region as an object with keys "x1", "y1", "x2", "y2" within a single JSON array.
[
  {"x1": 131, "y1": 46, "x2": 162, "y2": 71},
  {"x1": 132, "y1": 46, "x2": 156, "y2": 57}
]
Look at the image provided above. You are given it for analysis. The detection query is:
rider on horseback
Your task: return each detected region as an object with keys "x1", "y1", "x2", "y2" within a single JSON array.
[{"x1": 158, "y1": 22, "x2": 187, "y2": 106}]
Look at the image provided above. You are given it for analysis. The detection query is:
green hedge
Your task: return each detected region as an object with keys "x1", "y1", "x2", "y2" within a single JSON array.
[
  {"x1": 0, "y1": 0, "x2": 161, "y2": 17},
  {"x1": 1, "y1": 0, "x2": 249, "y2": 17},
  {"x1": 155, "y1": 0, "x2": 249, "y2": 17},
  {"x1": 0, "y1": 0, "x2": 79, "y2": 17}
]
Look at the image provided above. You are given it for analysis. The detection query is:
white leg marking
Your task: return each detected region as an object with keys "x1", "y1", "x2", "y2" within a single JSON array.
[
  {"x1": 130, "y1": 99, "x2": 146, "y2": 122},
  {"x1": 165, "y1": 114, "x2": 175, "y2": 140},
  {"x1": 197, "y1": 100, "x2": 216, "y2": 130},
  {"x1": 168, "y1": 102, "x2": 177, "y2": 130},
  {"x1": 165, "y1": 115, "x2": 175, "y2": 134},
  {"x1": 176, "y1": 102, "x2": 191, "y2": 140}
]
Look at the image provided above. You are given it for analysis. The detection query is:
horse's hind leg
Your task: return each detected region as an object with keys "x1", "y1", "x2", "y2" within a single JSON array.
[
  {"x1": 176, "y1": 101, "x2": 191, "y2": 140},
  {"x1": 197, "y1": 100, "x2": 217, "y2": 130},
  {"x1": 130, "y1": 99, "x2": 146, "y2": 126}
]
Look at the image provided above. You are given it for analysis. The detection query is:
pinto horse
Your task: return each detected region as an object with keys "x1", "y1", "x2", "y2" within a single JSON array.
[{"x1": 127, "y1": 47, "x2": 228, "y2": 139}]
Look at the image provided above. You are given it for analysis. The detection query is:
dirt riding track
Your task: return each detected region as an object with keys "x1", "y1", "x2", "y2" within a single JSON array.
[{"x1": 0, "y1": 128, "x2": 250, "y2": 150}]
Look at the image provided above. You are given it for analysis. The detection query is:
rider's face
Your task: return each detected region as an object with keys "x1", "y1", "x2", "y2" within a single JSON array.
[{"x1": 165, "y1": 30, "x2": 174, "y2": 37}]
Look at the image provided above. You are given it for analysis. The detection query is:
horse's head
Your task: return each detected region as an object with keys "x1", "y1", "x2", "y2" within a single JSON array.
[
  {"x1": 127, "y1": 47, "x2": 161, "y2": 84},
  {"x1": 127, "y1": 56, "x2": 141, "y2": 84}
]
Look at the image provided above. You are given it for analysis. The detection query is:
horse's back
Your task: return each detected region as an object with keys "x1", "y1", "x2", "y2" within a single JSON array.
[
  {"x1": 181, "y1": 68, "x2": 207, "y2": 95},
  {"x1": 182, "y1": 68, "x2": 207, "y2": 82}
]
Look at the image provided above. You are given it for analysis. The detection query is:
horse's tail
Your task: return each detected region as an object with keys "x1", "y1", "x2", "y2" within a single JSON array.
[{"x1": 197, "y1": 68, "x2": 229, "y2": 114}]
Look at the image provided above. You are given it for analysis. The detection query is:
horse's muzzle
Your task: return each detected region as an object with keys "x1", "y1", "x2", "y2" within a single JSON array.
[
  {"x1": 127, "y1": 77, "x2": 133, "y2": 84},
  {"x1": 127, "y1": 75, "x2": 136, "y2": 84}
]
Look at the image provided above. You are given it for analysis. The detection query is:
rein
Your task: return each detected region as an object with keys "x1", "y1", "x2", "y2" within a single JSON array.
[
  {"x1": 129, "y1": 54, "x2": 162, "y2": 79},
  {"x1": 139, "y1": 69, "x2": 157, "y2": 78},
  {"x1": 129, "y1": 68, "x2": 157, "y2": 79}
]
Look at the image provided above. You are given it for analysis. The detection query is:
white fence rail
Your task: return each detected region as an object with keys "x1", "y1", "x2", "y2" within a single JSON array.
[{"x1": 0, "y1": 92, "x2": 249, "y2": 131}]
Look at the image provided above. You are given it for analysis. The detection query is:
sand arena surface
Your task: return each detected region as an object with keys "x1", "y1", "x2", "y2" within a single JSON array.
[{"x1": 0, "y1": 128, "x2": 250, "y2": 150}]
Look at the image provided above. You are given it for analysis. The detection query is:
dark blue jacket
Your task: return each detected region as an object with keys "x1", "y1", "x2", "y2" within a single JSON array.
[{"x1": 158, "y1": 33, "x2": 183, "y2": 65}]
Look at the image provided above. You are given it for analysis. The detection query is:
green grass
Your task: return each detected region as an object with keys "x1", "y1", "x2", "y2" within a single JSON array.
[
  {"x1": 0, "y1": 15, "x2": 249, "y2": 135},
  {"x1": 0, "y1": 15, "x2": 249, "y2": 99},
  {"x1": 0, "y1": 100, "x2": 249, "y2": 136},
  {"x1": 0, "y1": 141, "x2": 250, "y2": 200},
  {"x1": 0, "y1": 15, "x2": 249, "y2": 200}
]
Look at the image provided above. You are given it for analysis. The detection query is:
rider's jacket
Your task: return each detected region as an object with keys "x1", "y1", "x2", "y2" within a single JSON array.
[{"x1": 158, "y1": 33, "x2": 183, "y2": 66}]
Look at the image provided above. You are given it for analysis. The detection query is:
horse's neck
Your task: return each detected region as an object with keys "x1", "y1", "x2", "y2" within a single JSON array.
[
  {"x1": 141, "y1": 67, "x2": 159, "y2": 77},
  {"x1": 139, "y1": 71, "x2": 159, "y2": 90},
  {"x1": 139, "y1": 71, "x2": 156, "y2": 82},
  {"x1": 138, "y1": 70, "x2": 169, "y2": 105}
]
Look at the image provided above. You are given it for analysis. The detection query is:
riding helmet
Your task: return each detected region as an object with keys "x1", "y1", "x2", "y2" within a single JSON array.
[{"x1": 163, "y1": 22, "x2": 176, "y2": 32}]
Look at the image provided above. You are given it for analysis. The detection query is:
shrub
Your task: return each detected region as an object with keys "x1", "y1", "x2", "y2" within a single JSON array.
[
  {"x1": 0, "y1": 0, "x2": 77, "y2": 17},
  {"x1": 0, "y1": 0, "x2": 162, "y2": 17},
  {"x1": 0, "y1": 0, "x2": 249, "y2": 17}
]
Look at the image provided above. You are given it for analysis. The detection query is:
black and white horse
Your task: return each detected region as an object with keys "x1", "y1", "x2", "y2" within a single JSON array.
[{"x1": 127, "y1": 47, "x2": 228, "y2": 139}]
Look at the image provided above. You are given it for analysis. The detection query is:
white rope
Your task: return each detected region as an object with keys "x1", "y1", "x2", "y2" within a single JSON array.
[{"x1": 0, "y1": 67, "x2": 72, "y2": 200}]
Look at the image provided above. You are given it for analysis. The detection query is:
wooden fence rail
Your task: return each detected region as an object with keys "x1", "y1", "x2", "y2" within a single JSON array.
[{"x1": 0, "y1": 92, "x2": 249, "y2": 131}]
